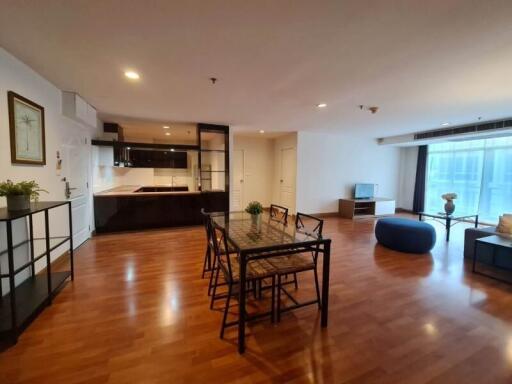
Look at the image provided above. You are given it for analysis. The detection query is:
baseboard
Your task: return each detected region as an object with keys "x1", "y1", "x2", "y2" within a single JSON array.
[
  {"x1": 308, "y1": 212, "x2": 340, "y2": 218},
  {"x1": 396, "y1": 208, "x2": 414, "y2": 214}
]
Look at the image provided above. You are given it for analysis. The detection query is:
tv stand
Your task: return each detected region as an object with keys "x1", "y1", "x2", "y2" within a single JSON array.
[{"x1": 339, "y1": 198, "x2": 395, "y2": 219}]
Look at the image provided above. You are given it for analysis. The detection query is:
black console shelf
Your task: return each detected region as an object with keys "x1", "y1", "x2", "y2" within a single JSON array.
[{"x1": 0, "y1": 201, "x2": 74, "y2": 348}]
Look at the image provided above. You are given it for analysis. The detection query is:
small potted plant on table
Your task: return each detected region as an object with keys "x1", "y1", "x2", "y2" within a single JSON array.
[
  {"x1": 245, "y1": 201, "x2": 263, "y2": 225},
  {"x1": 0, "y1": 180, "x2": 47, "y2": 211}
]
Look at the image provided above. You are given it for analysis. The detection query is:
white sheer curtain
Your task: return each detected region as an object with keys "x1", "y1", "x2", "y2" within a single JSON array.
[{"x1": 425, "y1": 136, "x2": 512, "y2": 223}]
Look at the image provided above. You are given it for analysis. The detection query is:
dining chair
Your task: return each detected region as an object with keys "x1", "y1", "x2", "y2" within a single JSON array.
[
  {"x1": 255, "y1": 204, "x2": 294, "y2": 298},
  {"x1": 201, "y1": 209, "x2": 231, "y2": 297},
  {"x1": 210, "y1": 222, "x2": 277, "y2": 338},
  {"x1": 269, "y1": 204, "x2": 289, "y2": 225},
  {"x1": 201, "y1": 208, "x2": 213, "y2": 279},
  {"x1": 267, "y1": 212, "x2": 324, "y2": 321}
]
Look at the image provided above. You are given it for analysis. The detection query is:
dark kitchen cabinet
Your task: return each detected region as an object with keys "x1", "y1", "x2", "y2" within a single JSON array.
[{"x1": 127, "y1": 150, "x2": 187, "y2": 168}]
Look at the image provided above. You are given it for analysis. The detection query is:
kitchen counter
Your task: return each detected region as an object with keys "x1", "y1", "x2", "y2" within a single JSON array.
[
  {"x1": 93, "y1": 185, "x2": 228, "y2": 233},
  {"x1": 94, "y1": 185, "x2": 199, "y2": 197}
]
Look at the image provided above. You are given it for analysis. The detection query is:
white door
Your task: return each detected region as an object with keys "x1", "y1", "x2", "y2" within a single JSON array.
[
  {"x1": 279, "y1": 147, "x2": 296, "y2": 213},
  {"x1": 232, "y1": 149, "x2": 245, "y2": 211},
  {"x1": 62, "y1": 134, "x2": 90, "y2": 248}
]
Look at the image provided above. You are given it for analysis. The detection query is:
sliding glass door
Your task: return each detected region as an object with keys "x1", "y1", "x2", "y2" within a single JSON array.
[{"x1": 425, "y1": 136, "x2": 512, "y2": 223}]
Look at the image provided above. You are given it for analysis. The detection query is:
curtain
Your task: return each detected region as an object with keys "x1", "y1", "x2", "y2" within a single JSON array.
[
  {"x1": 413, "y1": 145, "x2": 428, "y2": 213},
  {"x1": 425, "y1": 136, "x2": 512, "y2": 223}
]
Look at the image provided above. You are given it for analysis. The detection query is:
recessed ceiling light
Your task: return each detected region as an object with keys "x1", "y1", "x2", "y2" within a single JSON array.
[
  {"x1": 170, "y1": 148, "x2": 175, "y2": 152},
  {"x1": 163, "y1": 125, "x2": 170, "y2": 129},
  {"x1": 317, "y1": 103, "x2": 327, "y2": 108},
  {"x1": 441, "y1": 122, "x2": 450, "y2": 126},
  {"x1": 165, "y1": 132, "x2": 171, "y2": 136},
  {"x1": 259, "y1": 130, "x2": 265, "y2": 134},
  {"x1": 124, "y1": 71, "x2": 140, "y2": 80}
]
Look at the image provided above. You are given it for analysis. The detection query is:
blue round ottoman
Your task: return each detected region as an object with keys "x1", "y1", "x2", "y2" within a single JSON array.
[{"x1": 375, "y1": 218, "x2": 436, "y2": 254}]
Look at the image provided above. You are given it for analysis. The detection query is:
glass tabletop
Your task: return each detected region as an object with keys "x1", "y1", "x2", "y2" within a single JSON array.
[
  {"x1": 419, "y1": 211, "x2": 478, "y2": 220},
  {"x1": 211, "y1": 212, "x2": 324, "y2": 253}
]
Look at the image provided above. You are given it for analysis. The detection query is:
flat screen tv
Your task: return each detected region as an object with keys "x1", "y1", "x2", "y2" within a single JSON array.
[{"x1": 354, "y1": 183, "x2": 375, "y2": 199}]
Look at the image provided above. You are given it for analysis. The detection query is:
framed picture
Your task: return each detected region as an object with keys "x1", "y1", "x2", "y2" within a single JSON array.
[{"x1": 8, "y1": 91, "x2": 46, "y2": 165}]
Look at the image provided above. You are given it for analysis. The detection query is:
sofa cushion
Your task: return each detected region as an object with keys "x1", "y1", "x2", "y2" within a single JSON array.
[{"x1": 497, "y1": 214, "x2": 512, "y2": 234}]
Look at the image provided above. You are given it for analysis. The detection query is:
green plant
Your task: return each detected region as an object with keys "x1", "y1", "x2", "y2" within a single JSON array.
[
  {"x1": 245, "y1": 201, "x2": 263, "y2": 215},
  {"x1": 0, "y1": 180, "x2": 48, "y2": 201}
]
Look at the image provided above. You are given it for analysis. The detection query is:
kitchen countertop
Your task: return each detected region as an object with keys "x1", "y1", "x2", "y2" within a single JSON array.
[{"x1": 94, "y1": 185, "x2": 201, "y2": 197}]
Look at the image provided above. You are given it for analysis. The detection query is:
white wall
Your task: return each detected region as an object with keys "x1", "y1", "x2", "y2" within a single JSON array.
[
  {"x1": 232, "y1": 135, "x2": 275, "y2": 207},
  {"x1": 0, "y1": 48, "x2": 96, "y2": 292},
  {"x1": 397, "y1": 146, "x2": 419, "y2": 211},
  {"x1": 296, "y1": 131, "x2": 401, "y2": 214}
]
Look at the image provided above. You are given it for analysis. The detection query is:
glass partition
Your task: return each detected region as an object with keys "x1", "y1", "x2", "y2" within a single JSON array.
[{"x1": 425, "y1": 136, "x2": 512, "y2": 223}]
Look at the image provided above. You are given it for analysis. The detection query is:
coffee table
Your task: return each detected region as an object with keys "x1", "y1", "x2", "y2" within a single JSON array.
[
  {"x1": 418, "y1": 212, "x2": 479, "y2": 242},
  {"x1": 473, "y1": 235, "x2": 512, "y2": 284}
]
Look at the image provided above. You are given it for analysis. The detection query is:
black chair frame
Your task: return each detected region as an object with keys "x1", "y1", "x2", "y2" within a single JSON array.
[{"x1": 276, "y1": 212, "x2": 324, "y2": 322}]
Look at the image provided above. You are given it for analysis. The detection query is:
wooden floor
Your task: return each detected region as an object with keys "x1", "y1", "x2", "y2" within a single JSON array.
[{"x1": 2, "y1": 215, "x2": 512, "y2": 383}]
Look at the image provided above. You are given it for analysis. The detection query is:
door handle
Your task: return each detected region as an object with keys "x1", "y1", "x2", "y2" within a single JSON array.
[{"x1": 65, "y1": 181, "x2": 77, "y2": 199}]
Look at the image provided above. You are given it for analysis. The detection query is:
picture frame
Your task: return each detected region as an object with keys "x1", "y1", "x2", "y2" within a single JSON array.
[{"x1": 8, "y1": 91, "x2": 46, "y2": 165}]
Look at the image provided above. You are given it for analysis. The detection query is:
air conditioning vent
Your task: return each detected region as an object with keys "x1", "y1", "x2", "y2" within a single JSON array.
[{"x1": 414, "y1": 119, "x2": 512, "y2": 141}]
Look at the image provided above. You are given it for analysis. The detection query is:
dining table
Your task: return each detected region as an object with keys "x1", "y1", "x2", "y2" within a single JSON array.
[{"x1": 211, "y1": 211, "x2": 332, "y2": 354}]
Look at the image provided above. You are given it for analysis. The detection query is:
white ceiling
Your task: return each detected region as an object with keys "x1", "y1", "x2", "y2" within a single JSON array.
[{"x1": 1, "y1": 0, "x2": 512, "y2": 138}]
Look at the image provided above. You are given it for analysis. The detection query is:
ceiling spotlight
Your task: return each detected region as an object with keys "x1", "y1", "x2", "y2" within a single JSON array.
[
  {"x1": 170, "y1": 148, "x2": 175, "y2": 152},
  {"x1": 165, "y1": 132, "x2": 171, "y2": 136},
  {"x1": 259, "y1": 130, "x2": 265, "y2": 134},
  {"x1": 441, "y1": 122, "x2": 450, "y2": 126},
  {"x1": 163, "y1": 125, "x2": 170, "y2": 129},
  {"x1": 124, "y1": 71, "x2": 140, "y2": 80},
  {"x1": 317, "y1": 103, "x2": 327, "y2": 108}
]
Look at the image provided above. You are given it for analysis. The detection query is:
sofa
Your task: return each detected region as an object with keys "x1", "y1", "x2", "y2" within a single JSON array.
[{"x1": 464, "y1": 226, "x2": 512, "y2": 268}]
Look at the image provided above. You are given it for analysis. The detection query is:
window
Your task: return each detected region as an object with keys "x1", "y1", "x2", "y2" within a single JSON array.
[{"x1": 425, "y1": 136, "x2": 512, "y2": 223}]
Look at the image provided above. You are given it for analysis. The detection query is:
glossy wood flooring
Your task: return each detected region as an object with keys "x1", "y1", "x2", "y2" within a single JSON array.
[{"x1": 2, "y1": 215, "x2": 512, "y2": 383}]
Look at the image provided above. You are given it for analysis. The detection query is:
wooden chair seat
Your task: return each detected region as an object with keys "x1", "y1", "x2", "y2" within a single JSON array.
[
  {"x1": 220, "y1": 256, "x2": 277, "y2": 281},
  {"x1": 267, "y1": 254, "x2": 314, "y2": 274}
]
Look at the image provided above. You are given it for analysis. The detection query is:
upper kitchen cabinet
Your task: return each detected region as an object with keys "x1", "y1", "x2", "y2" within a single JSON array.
[{"x1": 128, "y1": 149, "x2": 188, "y2": 168}]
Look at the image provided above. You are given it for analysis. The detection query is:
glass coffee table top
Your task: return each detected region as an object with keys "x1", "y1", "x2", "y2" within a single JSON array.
[{"x1": 419, "y1": 211, "x2": 478, "y2": 220}]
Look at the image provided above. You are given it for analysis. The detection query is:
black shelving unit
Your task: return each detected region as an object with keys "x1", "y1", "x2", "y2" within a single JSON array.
[
  {"x1": 0, "y1": 201, "x2": 74, "y2": 347},
  {"x1": 198, "y1": 124, "x2": 229, "y2": 193}
]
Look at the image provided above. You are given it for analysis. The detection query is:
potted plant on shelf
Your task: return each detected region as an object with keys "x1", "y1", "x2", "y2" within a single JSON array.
[
  {"x1": 245, "y1": 201, "x2": 263, "y2": 225},
  {"x1": 441, "y1": 192, "x2": 457, "y2": 215},
  {"x1": 0, "y1": 180, "x2": 47, "y2": 211}
]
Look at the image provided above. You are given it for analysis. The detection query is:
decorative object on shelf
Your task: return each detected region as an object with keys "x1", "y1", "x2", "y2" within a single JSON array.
[
  {"x1": 8, "y1": 91, "x2": 46, "y2": 165},
  {"x1": 497, "y1": 214, "x2": 512, "y2": 234},
  {"x1": 0, "y1": 179, "x2": 48, "y2": 211},
  {"x1": 441, "y1": 192, "x2": 457, "y2": 215},
  {"x1": 245, "y1": 201, "x2": 263, "y2": 225}
]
